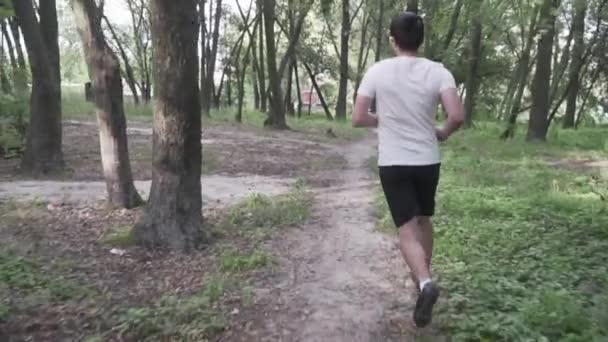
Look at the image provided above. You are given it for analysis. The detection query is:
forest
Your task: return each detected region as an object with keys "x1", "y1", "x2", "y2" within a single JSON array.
[{"x1": 0, "y1": 0, "x2": 607, "y2": 340}]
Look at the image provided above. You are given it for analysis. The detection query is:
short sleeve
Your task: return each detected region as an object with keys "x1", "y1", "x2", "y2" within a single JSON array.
[
  {"x1": 357, "y1": 65, "x2": 378, "y2": 98},
  {"x1": 437, "y1": 67, "x2": 457, "y2": 93}
]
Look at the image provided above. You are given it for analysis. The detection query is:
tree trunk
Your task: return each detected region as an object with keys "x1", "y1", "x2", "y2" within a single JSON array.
[
  {"x1": 258, "y1": 9, "x2": 267, "y2": 112},
  {"x1": 13, "y1": 0, "x2": 64, "y2": 175},
  {"x1": 443, "y1": 0, "x2": 465, "y2": 51},
  {"x1": 501, "y1": 7, "x2": 539, "y2": 139},
  {"x1": 134, "y1": 0, "x2": 203, "y2": 251},
  {"x1": 237, "y1": 25, "x2": 257, "y2": 122},
  {"x1": 252, "y1": 62, "x2": 260, "y2": 109},
  {"x1": 294, "y1": 60, "x2": 302, "y2": 117},
  {"x1": 527, "y1": 0, "x2": 558, "y2": 142},
  {"x1": 335, "y1": 0, "x2": 350, "y2": 121},
  {"x1": 285, "y1": 60, "x2": 295, "y2": 116},
  {"x1": 103, "y1": 16, "x2": 141, "y2": 104},
  {"x1": 463, "y1": 0, "x2": 483, "y2": 128},
  {"x1": 374, "y1": 0, "x2": 384, "y2": 62},
  {"x1": 72, "y1": 0, "x2": 142, "y2": 209},
  {"x1": 563, "y1": 0, "x2": 587, "y2": 129},
  {"x1": 304, "y1": 62, "x2": 333, "y2": 121},
  {"x1": 40, "y1": 0, "x2": 61, "y2": 88},
  {"x1": 201, "y1": 0, "x2": 223, "y2": 115},
  {"x1": 200, "y1": 0, "x2": 206, "y2": 114},
  {"x1": 353, "y1": 12, "x2": 372, "y2": 104},
  {"x1": 262, "y1": 0, "x2": 287, "y2": 129},
  {"x1": 406, "y1": 0, "x2": 419, "y2": 13}
]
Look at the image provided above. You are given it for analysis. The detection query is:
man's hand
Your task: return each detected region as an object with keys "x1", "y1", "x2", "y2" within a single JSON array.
[{"x1": 436, "y1": 128, "x2": 449, "y2": 142}]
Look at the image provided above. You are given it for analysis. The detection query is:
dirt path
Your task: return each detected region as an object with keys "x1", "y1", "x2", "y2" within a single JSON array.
[
  {"x1": 232, "y1": 133, "x2": 417, "y2": 341},
  {"x1": 0, "y1": 175, "x2": 293, "y2": 208}
]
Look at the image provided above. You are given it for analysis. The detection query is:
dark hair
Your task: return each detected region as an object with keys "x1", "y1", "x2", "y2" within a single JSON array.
[{"x1": 390, "y1": 11, "x2": 424, "y2": 52}]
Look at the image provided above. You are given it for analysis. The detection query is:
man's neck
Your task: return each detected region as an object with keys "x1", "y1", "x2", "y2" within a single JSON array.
[{"x1": 397, "y1": 50, "x2": 417, "y2": 57}]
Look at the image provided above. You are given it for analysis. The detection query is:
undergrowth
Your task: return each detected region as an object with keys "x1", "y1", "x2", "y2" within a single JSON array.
[{"x1": 375, "y1": 124, "x2": 608, "y2": 340}]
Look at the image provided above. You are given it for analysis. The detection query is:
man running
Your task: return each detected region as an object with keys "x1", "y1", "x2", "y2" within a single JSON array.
[{"x1": 352, "y1": 11, "x2": 465, "y2": 328}]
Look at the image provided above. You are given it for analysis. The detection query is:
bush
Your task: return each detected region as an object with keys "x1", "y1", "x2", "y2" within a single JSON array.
[{"x1": 0, "y1": 93, "x2": 28, "y2": 158}]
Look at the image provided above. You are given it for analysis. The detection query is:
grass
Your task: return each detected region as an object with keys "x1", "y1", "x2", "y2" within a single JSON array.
[
  {"x1": 215, "y1": 183, "x2": 312, "y2": 236},
  {"x1": 374, "y1": 123, "x2": 608, "y2": 340},
  {"x1": 99, "y1": 225, "x2": 136, "y2": 247},
  {"x1": 219, "y1": 248, "x2": 273, "y2": 273},
  {"x1": 62, "y1": 91, "x2": 363, "y2": 140},
  {"x1": 115, "y1": 275, "x2": 229, "y2": 341},
  {"x1": 204, "y1": 107, "x2": 364, "y2": 140},
  {"x1": 0, "y1": 249, "x2": 93, "y2": 321}
]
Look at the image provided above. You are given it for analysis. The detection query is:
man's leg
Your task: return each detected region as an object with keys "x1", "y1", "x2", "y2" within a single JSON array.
[
  {"x1": 417, "y1": 216, "x2": 434, "y2": 269},
  {"x1": 399, "y1": 218, "x2": 431, "y2": 288}
]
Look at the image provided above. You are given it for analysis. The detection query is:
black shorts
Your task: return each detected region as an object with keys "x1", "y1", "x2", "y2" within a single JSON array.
[{"x1": 379, "y1": 164, "x2": 440, "y2": 228}]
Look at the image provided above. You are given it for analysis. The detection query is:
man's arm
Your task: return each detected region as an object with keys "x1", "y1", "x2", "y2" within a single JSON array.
[
  {"x1": 437, "y1": 88, "x2": 465, "y2": 141},
  {"x1": 352, "y1": 95, "x2": 378, "y2": 128}
]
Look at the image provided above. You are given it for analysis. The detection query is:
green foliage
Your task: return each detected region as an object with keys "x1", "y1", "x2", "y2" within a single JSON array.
[
  {"x1": 219, "y1": 248, "x2": 273, "y2": 273},
  {"x1": 0, "y1": 93, "x2": 28, "y2": 158},
  {"x1": 221, "y1": 185, "x2": 311, "y2": 231},
  {"x1": 116, "y1": 276, "x2": 229, "y2": 341},
  {"x1": 375, "y1": 125, "x2": 608, "y2": 340},
  {"x1": 0, "y1": 250, "x2": 90, "y2": 304},
  {"x1": 0, "y1": 0, "x2": 13, "y2": 19}
]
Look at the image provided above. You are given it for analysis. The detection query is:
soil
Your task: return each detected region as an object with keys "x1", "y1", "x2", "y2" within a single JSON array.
[{"x1": 0, "y1": 121, "x2": 436, "y2": 341}]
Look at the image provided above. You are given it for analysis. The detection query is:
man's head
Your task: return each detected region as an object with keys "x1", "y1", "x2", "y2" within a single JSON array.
[{"x1": 390, "y1": 11, "x2": 424, "y2": 54}]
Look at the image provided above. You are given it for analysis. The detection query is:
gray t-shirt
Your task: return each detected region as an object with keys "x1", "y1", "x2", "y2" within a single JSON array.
[{"x1": 357, "y1": 56, "x2": 457, "y2": 166}]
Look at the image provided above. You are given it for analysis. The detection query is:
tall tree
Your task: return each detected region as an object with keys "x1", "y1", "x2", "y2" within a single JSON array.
[
  {"x1": 12, "y1": 0, "x2": 63, "y2": 174},
  {"x1": 527, "y1": 0, "x2": 559, "y2": 141},
  {"x1": 501, "y1": 6, "x2": 540, "y2": 139},
  {"x1": 103, "y1": 16, "x2": 141, "y2": 104},
  {"x1": 201, "y1": 0, "x2": 223, "y2": 115},
  {"x1": 563, "y1": 0, "x2": 587, "y2": 128},
  {"x1": 71, "y1": 0, "x2": 143, "y2": 209},
  {"x1": 463, "y1": 0, "x2": 484, "y2": 128},
  {"x1": 126, "y1": 0, "x2": 152, "y2": 102},
  {"x1": 134, "y1": 0, "x2": 203, "y2": 250},
  {"x1": 261, "y1": 0, "x2": 287, "y2": 129},
  {"x1": 335, "y1": 0, "x2": 350, "y2": 121}
]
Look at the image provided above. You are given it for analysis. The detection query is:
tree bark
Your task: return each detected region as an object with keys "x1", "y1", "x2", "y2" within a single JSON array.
[
  {"x1": 103, "y1": 16, "x2": 141, "y2": 104},
  {"x1": 262, "y1": 0, "x2": 287, "y2": 129},
  {"x1": 72, "y1": 0, "x2": 142, "y2": 209},
  {"x1": 527, "y1": 0, "x2": 558, "y2": 142},
  {"x1": 563, "y1": 0, "x2": 587, "y2": 129},
  {"x1": 200, "y1": 0, "x2": 206, "y2": 112},
  {"x1": 40, "y1": 0, "x2": 61, "y2": 87},
  {"x1": 374, "y1": 0, "x2": 384, "y2": 62},
  {"x1": 335, "y1": 0, "x2": 350, "y2": 121},
  {"x1": 13, "y1": 0, "x2": 64, "y2": 174},
  {"x1": 258, "y1": 8, "x2": 267, "y2": 112},
  {"x1": 463, "y1": 0, "x2": 483, "y2": 128},
  {"x1": 134, "y1": 0, "x2": 203, "y2": 251},
  {"x1": 303, "y1": 61, "x2": 333, "y2": 121},
  {"x1": 294, "y1": 60, "x2": 302, "y2": 117}
]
